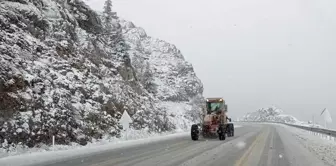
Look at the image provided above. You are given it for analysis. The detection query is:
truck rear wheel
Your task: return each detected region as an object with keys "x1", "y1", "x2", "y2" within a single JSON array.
[
  {"x1": 231, "y1": 126, "x2": 234, "y2": 137},
  {"x1": 227, "y1": 123, "x2": 234, "y2": 137}
]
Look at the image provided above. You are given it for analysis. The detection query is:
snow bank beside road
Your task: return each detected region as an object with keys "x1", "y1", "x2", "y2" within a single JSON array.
[
  {"x1": 0, "y1": 129, "x2": 178, "y2": 158},
  {"x1": 0, "y1": 123, "x2": 244, "y2": 166},
  {"x1": 0, "y1": 131, "x2": 189, "y2": 166}
]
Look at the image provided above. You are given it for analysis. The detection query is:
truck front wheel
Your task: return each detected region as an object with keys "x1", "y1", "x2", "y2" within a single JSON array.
[
  {"x1": 191, "y1": 124, "x2": 199, "y2": 141},
  {"x1": 218, "y1": 124, "x2": 226, "y2": 140}
]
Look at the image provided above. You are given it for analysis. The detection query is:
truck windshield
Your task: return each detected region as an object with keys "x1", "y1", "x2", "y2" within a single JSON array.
[{"x1": 208, "y1": 102, "x2": 223, "y2": 112}]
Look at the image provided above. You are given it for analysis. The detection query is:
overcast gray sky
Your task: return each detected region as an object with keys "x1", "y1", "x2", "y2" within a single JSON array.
[{"x1": 86, "y1": 0, "x2": 336, "y2": 128}]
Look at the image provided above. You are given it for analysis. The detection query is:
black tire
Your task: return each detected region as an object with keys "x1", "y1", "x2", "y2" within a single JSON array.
[
  {"x1": 232, "y1": 126, "x2": 234, "y2": 137},
  {"x1": 219, "y1": 134, "x2": 226, "y2": 140},
  {"x1": 191, "y1": 124, "x2": 199, "y2": 141},
  {"x1": 226, "y1": 128, "x2": 230, "y2": 137},
  {"x1": 227, "y1": 123, "x2": 234, "y2": 137},
  {"x1": 218, "y1": 124, "x2": 226, "y2": 141}
]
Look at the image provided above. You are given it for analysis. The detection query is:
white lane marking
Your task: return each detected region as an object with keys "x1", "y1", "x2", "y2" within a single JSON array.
[{"x1": 267, "y1": 129, "x2": 274, "y2": 166}]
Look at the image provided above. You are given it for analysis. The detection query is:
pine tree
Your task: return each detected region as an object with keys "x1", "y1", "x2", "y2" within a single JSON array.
[
  {"x1": 143, "y1": 62, "x2": 157, "y2": 93},
  {"x1": 103, "y1": 0, "x2": 113, "y2": 32},
  {"x1": 103, "y1": 0, "x2": 119, "y2": 33},
  {"x1": 132, "y1": 56, "x2": 145, "y2": 78},
  {"x1": 86, "y1": 34, "x2": 94, "y2": 51},
  {"x1": 114, "y1": 38, "x2": 129, "y2": 58}
]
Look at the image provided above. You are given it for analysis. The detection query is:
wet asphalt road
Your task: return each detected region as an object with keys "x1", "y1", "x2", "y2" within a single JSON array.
[{"x1": 33, "y1": 123, "x2": 328, "y2": 166}]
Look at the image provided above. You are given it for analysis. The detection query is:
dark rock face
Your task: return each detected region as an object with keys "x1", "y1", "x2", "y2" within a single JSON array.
[{"x1": 0, "y1": 0, "x2": 204, "y2": 151}]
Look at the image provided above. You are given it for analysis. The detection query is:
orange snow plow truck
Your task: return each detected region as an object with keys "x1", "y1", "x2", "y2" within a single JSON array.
[{"x1": 191, "y1": 97, "x2": 234, "y2": 141}]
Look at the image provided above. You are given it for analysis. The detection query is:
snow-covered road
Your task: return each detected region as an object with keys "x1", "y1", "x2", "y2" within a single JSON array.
[{"x1": 1, "y1": 123, "x2": 333, "y2": 166}]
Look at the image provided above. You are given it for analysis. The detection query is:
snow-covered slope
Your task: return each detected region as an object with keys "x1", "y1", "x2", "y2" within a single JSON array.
[{"x1": 0, "y1": 0, "x2": 203, "y2": 151}]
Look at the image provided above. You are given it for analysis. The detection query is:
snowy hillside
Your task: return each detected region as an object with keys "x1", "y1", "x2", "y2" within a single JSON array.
[
  {"x1": 241, "y1": 106, "x2": 325, "y2": 128},
  {"x1": 0, "y1": 0, "x2": 203, "y2": 151}
]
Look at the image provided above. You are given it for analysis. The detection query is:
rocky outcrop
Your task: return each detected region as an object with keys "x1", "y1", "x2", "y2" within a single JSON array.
[
  {"x1": 0, "y1": 0, "x2": 203, "y2": 151},
  {"x1": 120, "y1": 20, "x2": 204, "y2": 130}
]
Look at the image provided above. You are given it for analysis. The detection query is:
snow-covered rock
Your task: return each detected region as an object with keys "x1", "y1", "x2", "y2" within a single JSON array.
[
  {"x1": 120, "y1": 19, "x2": 203, "y2": 102},
  {"x1": 241, "y1": 106, "x2": 325, "y2": 128},
  {"x1": 0, "y1": 0, "x2": 203, "y2": 152},
  {"x1": 241, "y1": 106, "x2": 301, "y2": 124}
]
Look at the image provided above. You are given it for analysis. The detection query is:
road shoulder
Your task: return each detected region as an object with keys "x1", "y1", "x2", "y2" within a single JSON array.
[{"x1": 275, "y1": 125, "x2": 329, "y2": 166}]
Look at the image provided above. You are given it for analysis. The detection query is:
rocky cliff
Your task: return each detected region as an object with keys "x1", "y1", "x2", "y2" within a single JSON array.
[{"x1": 0, "y1": 0, "x2": 203, "y2": 151}]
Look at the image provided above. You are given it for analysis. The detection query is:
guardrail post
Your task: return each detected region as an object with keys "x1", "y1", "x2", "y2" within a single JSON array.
[{"x1": 52, "y1": 135, "x2": 55, "y2": 151}]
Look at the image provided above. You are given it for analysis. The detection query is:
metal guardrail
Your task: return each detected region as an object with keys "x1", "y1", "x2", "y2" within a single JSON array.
[
  {"x1": 285, "y1": 123, "x2": 336, "y2": 138},
  {"x1": 238, "y1": 121, "x2": 336, "y2": 138}
]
